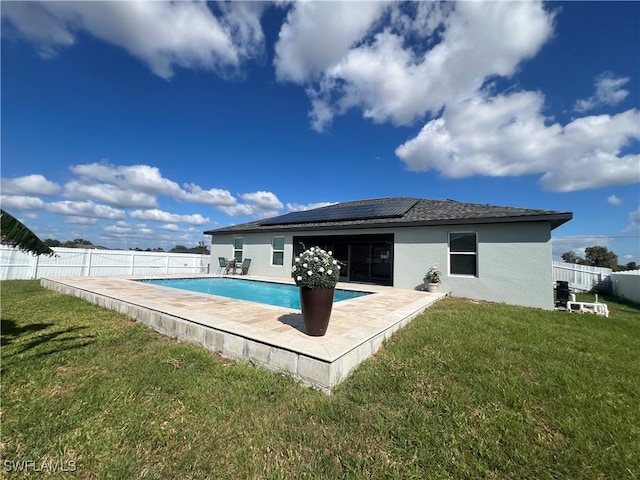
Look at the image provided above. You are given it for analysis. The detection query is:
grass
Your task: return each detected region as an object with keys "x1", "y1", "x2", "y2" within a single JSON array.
[{"x1": 1, "y1": 280, "x2": 639, "y2": 479}]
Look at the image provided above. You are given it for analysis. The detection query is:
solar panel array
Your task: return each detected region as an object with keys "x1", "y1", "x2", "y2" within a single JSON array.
[{"x1": 261, "y1": 198, "x2": 419, "y2": 226}]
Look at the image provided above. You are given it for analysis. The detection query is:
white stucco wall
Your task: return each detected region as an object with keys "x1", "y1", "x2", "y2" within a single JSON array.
[
  {"x1": 210, "y1": 221, "x2": 554, "y2": 310},
  {"x1": 394, "y1": 222, "x2": 553, "y2": 309}
]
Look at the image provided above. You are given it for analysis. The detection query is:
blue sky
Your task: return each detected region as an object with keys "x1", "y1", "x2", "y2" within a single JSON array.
[{"x1": 1, "y1": 1, "x2": 639, "y2": 263}]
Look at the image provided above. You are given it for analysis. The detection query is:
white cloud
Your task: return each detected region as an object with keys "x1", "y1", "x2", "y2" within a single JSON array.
[
  {"x1": 0, "y1": 195, "x2": 46, "y2": 211},
  {"x1": 0, "y1": 2, "x2": 74, "y2": 57},
  {"x1": 180, "y1": 184, "x2": 236, "y2": 206},
  {"x1": 574, "y1": 72, "x2": 630, "y2": 113},
  {"x1": 240, "y1": 191, "x2": 283, "y2": 211},
  {"x1": 624, "y1": 207, "x2": 640, "y2": 233},
  {"x1": 64, "y1": 180, "x2": 158, "y2": 208},
  {"x1": 46, "y1": 200, "x2": 126, "y2": 219},
  {"x1": 68, "y1": 163, "x2": 241, "y2": 208},
  {"x1": 103, "y1": 221, "x2": 134, "y2": 235},
  {"x1": 215, "y1": 191, "x2": 284, "y2": 218},
  {"x1": 70, "y1": 163, "x2": 184, "y2": 197},
  {"x1": 217, "y1": 204, "x2": 255, "y2": 217},
  {"x1": 64, "y1": 216, "x2": 99, "y2": 225},
  {"x1": 1, "y1": 1, "x2": 266, "y2": 79},
  {"x1": 1, "y1": 174, "x2": 61, "y2": 195},
  {"x1": 608, "y1": 195, "x2": 623, "y2": 206},
  {"x1": 129, "y1": 208, "x2": 210, "y2": 226},
  {"x1": 274, "y1": 2, "x2": 387, "y2": 83},
  {"x1": 291, "y1": 1, "x2": 554, "y2": 131},
  {"x1": 286, "y1": 202, "x2": 336, "y2": 212},
  {"x1": 238, "y1": 191, "x2": 284, "y2": 218},
  {"x1": 396, "y1": 90, "x2": 640, "y2": 191},
  {"x1": 160, "y1": 224, "x2": 181, "y2": 232}
]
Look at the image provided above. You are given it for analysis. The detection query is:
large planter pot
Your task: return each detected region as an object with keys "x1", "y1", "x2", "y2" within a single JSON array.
[
  {"x1": 299, "y1": 287, "x2": 335, "y2": 336},
  {"x1": 426, "y1": 282, "x2": 439, "y2": 293}
]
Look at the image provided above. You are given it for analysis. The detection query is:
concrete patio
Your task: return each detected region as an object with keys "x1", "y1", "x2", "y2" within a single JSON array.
[{"x1": 41, "y1": 275, "x2": 446, "y2": 393}]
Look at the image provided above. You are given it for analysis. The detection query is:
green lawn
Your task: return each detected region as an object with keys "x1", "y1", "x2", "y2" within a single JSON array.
[{"x1": 1, "y1": 280, "x2": 638, "y2": 479}]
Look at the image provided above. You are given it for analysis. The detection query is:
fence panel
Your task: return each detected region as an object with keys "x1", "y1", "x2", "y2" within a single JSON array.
[
  {"x1": 0, "y1": 246, "x2": 210, "y2": 280},
  {"x1": 552, "y1": 261, "x2": 612, "y2": 292},
  {"x1": 611, "y1": 271, "x2": 640, "y2": 304}
]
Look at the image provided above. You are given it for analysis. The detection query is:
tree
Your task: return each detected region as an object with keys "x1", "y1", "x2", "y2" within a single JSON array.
[
  {"x1": 73, "y1": 238, "x2": 93, "y2": 245},
  {"x1": 625, "y1": 261, "x2": 638, "y2": 271},
  {"x1": 170, "y1": 245, "x2": 188, "y2": 252},
  {"x1": 61, "y1": 238, "x2": 94, "y2": 248},
  {"x1": 0, "y1": 209, "x2": 54, "y2": 256},
  {"x1": 584, "y1": 246, "x2": 618, "y2": 270},
  {"x1": 561, "y1": 251, "x2": 581, "y2": 264},
  {"x1": 44, "y1": 238, "x2": 62, "y2": 247}
]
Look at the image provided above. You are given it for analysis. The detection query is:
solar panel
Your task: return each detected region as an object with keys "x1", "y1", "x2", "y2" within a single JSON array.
[{"x1": 261, "y1": 198, "x2": 418, "y2": 226}]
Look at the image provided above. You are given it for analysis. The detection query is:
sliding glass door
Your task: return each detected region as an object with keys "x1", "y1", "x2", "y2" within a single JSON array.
[{"x1": 293, "y1": 234, "x2": 393, "y2": 286}]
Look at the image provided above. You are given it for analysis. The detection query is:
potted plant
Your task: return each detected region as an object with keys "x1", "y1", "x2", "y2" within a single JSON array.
[
  {"x1": 292, "y1": 246, "x2": 341, "y2": 336},
  {"x1": 424, "y1": 265, "x2": 441, "y2": 292}
]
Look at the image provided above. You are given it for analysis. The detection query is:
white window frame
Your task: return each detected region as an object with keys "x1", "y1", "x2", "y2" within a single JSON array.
[
  {"x1": 233, "y1": 237, "x2": 243, "y2": 262},
  {"x1": 271, "y1": 236, "x2": 285, "y2": 266},
  {"x1": 448, "y1": 231, "x2": 478, "y2": 277}
]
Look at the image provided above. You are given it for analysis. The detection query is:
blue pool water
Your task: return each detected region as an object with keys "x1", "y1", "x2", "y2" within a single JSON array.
[{"x1": 136, "y1": 277, "x2": 371, "y2": 309}]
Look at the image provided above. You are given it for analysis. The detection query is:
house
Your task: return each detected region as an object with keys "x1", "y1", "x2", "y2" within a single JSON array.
[{"x1": 204, "y1": 197, "x2": 572, "y2": 310}]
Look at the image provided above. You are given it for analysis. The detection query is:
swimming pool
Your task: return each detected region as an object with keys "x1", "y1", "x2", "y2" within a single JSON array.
[{"x1": 136, "y1": 277, "x2": 371, "y2": 309}]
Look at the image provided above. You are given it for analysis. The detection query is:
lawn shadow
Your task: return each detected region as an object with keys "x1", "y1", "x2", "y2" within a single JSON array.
[
  {"x1": 277, "y1": 313, "x2": 306, "y2": 334},
  {"x1": 1, "y1": 318, "x2": 53, "y2": 346},
  {"x1": 1, "y1": 318, "x2": 95, "y2": 359}
]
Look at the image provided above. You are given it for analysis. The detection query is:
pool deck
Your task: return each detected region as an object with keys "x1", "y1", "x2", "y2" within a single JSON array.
[{"x1": 41, "y1": 275, "x2": 446, "y2": 393}]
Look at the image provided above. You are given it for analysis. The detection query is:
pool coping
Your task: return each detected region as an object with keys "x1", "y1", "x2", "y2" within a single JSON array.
[{"x1": 41, "y1": 275, "x2": 446, "y2": 393}]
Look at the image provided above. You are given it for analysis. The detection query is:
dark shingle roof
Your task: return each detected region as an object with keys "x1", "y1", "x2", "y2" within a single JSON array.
[{"x1": 204, "y1": 197, "x2": 572, "y2": 235}]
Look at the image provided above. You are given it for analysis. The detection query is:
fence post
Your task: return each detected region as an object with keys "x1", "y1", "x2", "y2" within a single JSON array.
[
  {"x1": 30, "y1": 254, "x2": 39, "y2": 279},
  {"x1": 130, "y1": 254, "x2": 135, "y2": 275}
]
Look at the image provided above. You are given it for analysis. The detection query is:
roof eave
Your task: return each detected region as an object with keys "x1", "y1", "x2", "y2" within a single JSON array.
[{"x1": 204, "y1": 212, "x2": 573, "y2": 235}]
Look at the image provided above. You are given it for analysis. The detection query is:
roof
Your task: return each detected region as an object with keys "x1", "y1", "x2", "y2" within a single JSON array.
[{"x1": 204, "y1": 197, "x2": 572, "y2": 235}]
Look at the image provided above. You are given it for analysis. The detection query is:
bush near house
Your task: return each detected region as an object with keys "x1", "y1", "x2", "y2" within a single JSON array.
[{"x1": 2, "y1": 281, "x2": 638, "y2": 479}]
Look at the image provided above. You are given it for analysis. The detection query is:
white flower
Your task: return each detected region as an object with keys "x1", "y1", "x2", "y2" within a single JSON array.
[
  {"x1": 328, "y1": 251, "x2": 332, "y2": 255},
  {"x1": 292, "y1": 245, "x2": 340, "y2": 289}
]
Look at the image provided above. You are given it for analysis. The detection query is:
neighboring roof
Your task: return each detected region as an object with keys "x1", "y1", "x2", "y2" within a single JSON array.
[
  {"x1": 204, "y1": 197, "x2": 572, "y2": 235},
  {"x1": 170, "y1": 247, "x2": 211, "y2": 255}
]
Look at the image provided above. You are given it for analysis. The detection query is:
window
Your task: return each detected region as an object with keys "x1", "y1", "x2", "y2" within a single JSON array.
[
  {"x1": 449, "y1": 232, "x2": 477, "y2": 276},
  {"x1": 233, "y1": 237, "x2": 243, "y2": 262},
  {"x1": 272, "y1": 236, "x2": 285, "y2": 266}
]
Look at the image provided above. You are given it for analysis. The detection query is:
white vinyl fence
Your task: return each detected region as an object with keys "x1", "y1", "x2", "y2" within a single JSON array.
[
  {"x1": 552, "y1": 261, "x2": 612, "y2": 292},
  {"x1": 610, "y1": 271, "x2": 640, "y2": 304},
  {"x1": 0, "y1": 246, "x2": 210, "y2": 280}
]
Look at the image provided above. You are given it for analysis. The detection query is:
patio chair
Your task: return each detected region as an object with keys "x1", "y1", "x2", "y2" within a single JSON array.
[
  {"x1": 217, "y1": 257, "x2": 228, "y2": 274},
  {"x1": 238, "y1": 258, "x2": 251, "y2": 275}
]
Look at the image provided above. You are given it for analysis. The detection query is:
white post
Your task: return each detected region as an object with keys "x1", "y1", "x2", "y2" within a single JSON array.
[
  {"x1": 166, "y1": 255, "x2": 170, "y2": 275},
  {"x1": 30, "y1": 254, "x2": 40, "y2": 279},
  {"x1": 130, "y1": 254, "x2": 136, "y2": 275},
  {"x1": 89, "y1": 250, "x2": 94, "y2": 276}
]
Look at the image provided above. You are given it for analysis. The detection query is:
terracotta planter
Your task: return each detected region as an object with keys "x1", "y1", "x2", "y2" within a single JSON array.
[{"x1": 299, "y1": 287, "x2": 335, "y2": 336}]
